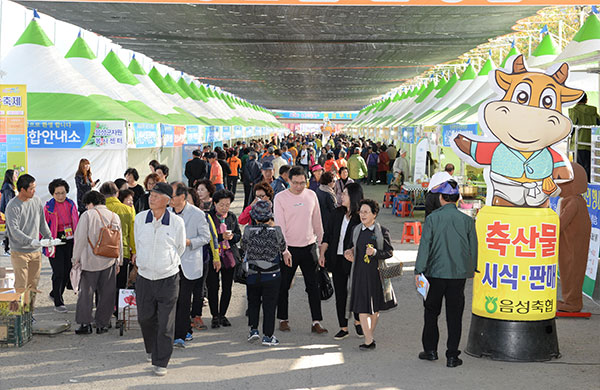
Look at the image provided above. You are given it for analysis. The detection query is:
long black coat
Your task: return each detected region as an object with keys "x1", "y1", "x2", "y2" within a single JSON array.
[{"x1": 322, "y1": 207, "x2": 361, "y2": 273}]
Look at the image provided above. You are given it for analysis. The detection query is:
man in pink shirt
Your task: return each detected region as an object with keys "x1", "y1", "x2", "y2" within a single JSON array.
[{"x1": 274, "y1": 166, "x2": 328, "y2": 334}]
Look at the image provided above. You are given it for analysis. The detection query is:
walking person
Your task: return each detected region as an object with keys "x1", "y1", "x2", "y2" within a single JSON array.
[
  {"x1": 347, "y1": 147, "x2": 368, "y2": 184},
  {"x1": 226, "y1": 149, "x2": 242, "y2": 196},
  {"x1": 99, "y1": 181, "x2": 136, "y2": 317},
  {"x1": 134, "y1": 182, "x2": 186, "y2": 376},
  {"x1": 207, "y1": 189, "x2": 241, "y2": 328},
  {"x1": 242, "y1": 200, "x2": 291, "y2": 346},
  {"x1": 185, "y1": 150, "x2": 208, "y2": 188},
  {"x1": 366, "y1": 146, "x2": 379, "y2": 185},
  {"x1": 415, "y1": 180, "x2": 477, "y2": 368},
  {"x1": 238, "y1": 182, "x2": 274, "y2": 226},
  {"x1": 5, "y1": 174, "x2": 54, "y2": 310},
  {"x1": 242, "y1": 151, "x2": 262, "y2": 209},
  {"x1": 271, "y1": 165, "x2": 290, "y2": 198},
  {"x1": 170, "y1": 183, "x2": 212, "y2": 348},
  {"x1": 135, "y1": 173, "x2": 159, "y2": 213},
  {"x1": 44, "y1": 179, "x2": 79, "y2": 312},
  {"x1": 1, "y1": 169, "x2": 18, "y2": 255},
  {"x1": 319, "y1": 183, "x2": 364, "y2": 339},
  {"x1": 334, "y1": 167, "x2": 354, "y2": 207},
  {"x1": 207, "y1": 152, "x2": 225, "y2": 191},
  {"x1": 346, "y1": 199, "x2": 397, "y2": 350},
  {"x1": 274, "y1": 166, "x2": 328, "y2": 334},
  {"x1": 315, "y1": 171, "x2": 337, "y2": 229},
  {"x1": 72, "y1": 191, "x2": 122, "y2": 335},
  {"x1": 124, "y1": 168, "x2": 145, "y2": 209},
  {"x1": 194, "y1": 179, "x2": 215, "y2": 212},
  {"x1": 75, "y1": 158, "x2": 99, "y2": 214}
]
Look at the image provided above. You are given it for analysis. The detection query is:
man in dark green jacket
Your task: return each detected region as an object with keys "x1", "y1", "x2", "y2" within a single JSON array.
[
  {"x1": 414, "y1": 179, "x2": 477, "y2": 368},
  {"x1": 568, "y1": 93, "x2": 600, "y2": 181}
]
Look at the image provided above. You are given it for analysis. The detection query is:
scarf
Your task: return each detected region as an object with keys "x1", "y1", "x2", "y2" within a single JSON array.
[{"x1": 319, "y1": 184, "x2": 336, "y2": 199}]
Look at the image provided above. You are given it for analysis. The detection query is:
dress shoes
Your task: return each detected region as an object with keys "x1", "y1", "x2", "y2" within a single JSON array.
[
  {"x1": 447, "y1": 357, "x2": 463, "y2": 368},
  {"x1": 75, "y1": 324, "x2": 92, "y2": 335},
  {"x1": 279, "y1": 320, "x2": 291, "y2": 332},
  {"x1": 418, "y1": 351, "x2": 439, "y2": 361},
  {"x1": 311, "y1": 323, "x2": 328, "y2": 334}
]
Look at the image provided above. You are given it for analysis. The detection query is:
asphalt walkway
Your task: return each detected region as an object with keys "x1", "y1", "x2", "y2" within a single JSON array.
[{"x1": 0, "y1": 183, "x2": 598, "y2": 390}]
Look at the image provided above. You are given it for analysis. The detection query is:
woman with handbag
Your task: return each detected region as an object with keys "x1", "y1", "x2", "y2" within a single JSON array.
[
  {"x1": 319, "y1": 182, "x2": 364, "y2": 340},
  {"x1": 207, "y1": 189, "x2": 241, "y2": 328},
  {"x1": 345, "y1": 199, "x2": 396, "y2": 351},
  {"x1": 72, "y1": 190, "x2": 123, "y2": 335},
  {"x1": 44, "y1": 179, "x2": 79, "y2": 313}
]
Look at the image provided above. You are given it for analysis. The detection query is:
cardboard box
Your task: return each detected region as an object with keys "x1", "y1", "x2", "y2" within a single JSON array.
[{"x1": 0, "y1": 288, "x2": 32, "y2": 316}]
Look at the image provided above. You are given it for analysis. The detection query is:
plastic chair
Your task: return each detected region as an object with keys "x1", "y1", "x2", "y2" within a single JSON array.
[
  {"x1": 383, "y1": 192, "x2": 395, "y2": 208},
  {"x1": 393, "y1": 199, "x2": 413, "y2": 217},
  {"x1": 401, "y1": 221, "x2": 422, "y2": 244}
]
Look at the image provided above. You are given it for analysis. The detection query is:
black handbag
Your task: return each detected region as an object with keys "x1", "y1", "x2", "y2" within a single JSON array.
[
  {"x1": 318, "y1": 267, "x2": 334, "y2": 301},
  {"x1": 233, "y1": 259, "x2": 247, "y2": 285}
]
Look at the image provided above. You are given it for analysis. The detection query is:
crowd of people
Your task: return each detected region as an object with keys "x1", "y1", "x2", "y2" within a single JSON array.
[{"x1": 2, "y1": 133, "x2": 477, "y2": 376}]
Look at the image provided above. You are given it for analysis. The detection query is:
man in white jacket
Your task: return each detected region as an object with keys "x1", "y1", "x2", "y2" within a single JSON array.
[{"x1": 134, "y1": 182, "x2": 186, "y2": 377}]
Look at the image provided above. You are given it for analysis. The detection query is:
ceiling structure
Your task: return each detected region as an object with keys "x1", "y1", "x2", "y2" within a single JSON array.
[{"x1": 15, "y1": 2, "x2": 542, "y2": 111}]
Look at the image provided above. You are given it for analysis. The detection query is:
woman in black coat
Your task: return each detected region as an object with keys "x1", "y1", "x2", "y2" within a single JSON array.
[
  {"x1": 208, "y1": 189, "x2": 241, "y2": 328},
  {"x1": 319, "y1": 182, "x2": 364, "y2": 340},
  {"x1": 315, "y1": 171, "x2": 337, "y2": 230}
]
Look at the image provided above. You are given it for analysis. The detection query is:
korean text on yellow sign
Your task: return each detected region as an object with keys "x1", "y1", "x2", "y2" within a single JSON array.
[{"x1": 473, "y1": 206, "x2": 559, "y2": 321}]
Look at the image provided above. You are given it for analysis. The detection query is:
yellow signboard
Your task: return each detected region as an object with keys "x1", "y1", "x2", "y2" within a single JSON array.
[
  {"x1": 473, "y1": 206, "x2": 559, "y2": 321},
  {"x1": 0, "y1": 84, "x2": 28, "y2": 174}
]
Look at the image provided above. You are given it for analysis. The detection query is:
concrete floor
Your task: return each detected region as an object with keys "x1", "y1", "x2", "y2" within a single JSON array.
[{"x1": 0, "y1": 183, "x2": 599, "y2": 390}]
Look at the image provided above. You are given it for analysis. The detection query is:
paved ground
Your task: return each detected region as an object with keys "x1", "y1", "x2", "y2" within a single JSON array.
[{"x1": 1, "y1": 183, "x2": 599, "y2": 390}]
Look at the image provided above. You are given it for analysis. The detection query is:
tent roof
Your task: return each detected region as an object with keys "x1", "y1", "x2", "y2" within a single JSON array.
[
  {"x1": 15, "y1": 2, "x2": 542, "y2": 110},
  {"x1": 531, "y1": 34, "x2": 559, "y2": 57}
]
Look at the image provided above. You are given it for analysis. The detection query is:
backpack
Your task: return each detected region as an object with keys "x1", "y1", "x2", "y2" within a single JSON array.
[{"x1": 88, "y1": 209, "x2": 121, "y2": 258}]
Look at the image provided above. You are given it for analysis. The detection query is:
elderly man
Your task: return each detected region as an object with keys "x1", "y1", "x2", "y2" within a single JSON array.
[
  {"x1": 393, "y1": 149, "x2": 410, "y2": 184},
  {"x1": 170, "y1": 182, "x2": 212, "y2": 348},
  {"x1": 134, "y1": 182, "x2": 186, "y2": 376}
]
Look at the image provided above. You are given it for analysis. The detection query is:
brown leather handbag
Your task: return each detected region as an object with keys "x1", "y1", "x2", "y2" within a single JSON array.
[{"x1": 88, "y1": 209, "x2": 120, "y2": 258}]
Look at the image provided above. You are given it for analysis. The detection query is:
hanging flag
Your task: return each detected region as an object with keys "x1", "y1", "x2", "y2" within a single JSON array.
[
  {"x1": 540, "y1": 24, "x2": 549, "y2": 35},
  {"x1": 33, "y1": 9, "x2": 40, "y2": 18},
  {"x1": 592, "y1": 5, "x2": 599, "y2": 15}
]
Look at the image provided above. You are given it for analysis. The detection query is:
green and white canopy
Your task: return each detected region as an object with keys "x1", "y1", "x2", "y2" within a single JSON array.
[{"x1": 526, "y1": 33, "x2": 560, "y2": 68}]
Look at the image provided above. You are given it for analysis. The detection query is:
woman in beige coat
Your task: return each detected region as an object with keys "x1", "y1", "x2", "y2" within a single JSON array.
[{"x1": 72, "y1": 190, "x2": 123, "y2": 335}]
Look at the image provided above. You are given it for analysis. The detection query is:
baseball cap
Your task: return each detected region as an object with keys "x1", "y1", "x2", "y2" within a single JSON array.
[
  {"x1": 151, "y1": 182, "x2": 173, "y2": 198},
  {"x1": 311, "y1": 164, "x2": 324, "y2": 172},
  {"x1": 430, "y1": 179, "x2": 460, "y2": 195},
  {"x1": 261, "y1": 161, "x2": 274, "y2": 170}
]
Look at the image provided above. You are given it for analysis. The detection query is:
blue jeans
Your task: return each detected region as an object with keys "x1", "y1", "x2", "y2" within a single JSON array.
[{"x1": 215, "y1": 183, "x2": 225, "y2": 191}]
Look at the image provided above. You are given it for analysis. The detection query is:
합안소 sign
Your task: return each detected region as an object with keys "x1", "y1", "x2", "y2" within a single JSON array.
[
  {"x1": 473, "y1": 206, "x2": 559, "y2": 321},
  {"x1": 28, "y1": 120, "x2": 126, "y2": 149}
]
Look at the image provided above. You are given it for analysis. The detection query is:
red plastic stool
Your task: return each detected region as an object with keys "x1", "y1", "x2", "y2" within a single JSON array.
[
  {"x1": 383, "y1": 192, "x2": 395, "y2": 208},
  {"x1": 401, "y1": 221, "x2": 422, "y2": 244},
  {"x1": 394, "y1": 200, "x2": 413, "y2": 217}
]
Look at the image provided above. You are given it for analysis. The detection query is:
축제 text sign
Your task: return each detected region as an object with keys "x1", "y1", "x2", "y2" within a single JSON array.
[{"x1": 473, "y1": 206, "x2": 559, "y2": 321}]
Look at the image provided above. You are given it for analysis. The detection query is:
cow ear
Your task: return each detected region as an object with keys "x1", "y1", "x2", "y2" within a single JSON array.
[
  {"x1": 551, "y1": 63, "x2": 569, "y2": 84},
  {"x1": 494, "y1": 69, "x2": 513, "y2": 92},
  {"x1": 561, "y1": 86, "x2": 584, "y2": 104},
  {"x1": 512, "y1": 54, "x2": 527, "y2": 74}
]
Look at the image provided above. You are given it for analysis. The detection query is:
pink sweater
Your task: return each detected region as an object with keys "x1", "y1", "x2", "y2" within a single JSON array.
[{"x1": 274, "y1": 188, "x2": 323, "y2": 248}]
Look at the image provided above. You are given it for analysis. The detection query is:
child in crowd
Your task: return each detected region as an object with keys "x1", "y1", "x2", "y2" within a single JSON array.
[{"x1": 241, "y1": 200, "x2": 291, "y2": 346}]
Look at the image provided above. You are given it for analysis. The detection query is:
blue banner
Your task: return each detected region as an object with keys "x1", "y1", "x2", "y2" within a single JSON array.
[
  {"x1": 401, "y1": 126, "x2": 415, "y2": 144},
  {"x1": 222, "y1": 126, "x2": 231, "y2": 141},
  {"x1": 441, "y1": 123, "x2": 478, "y2": 147},
  {"x1": 186, "y1": 125, "x2": 201, "y2": 145},
  {"x1": 133, "y1": 123, "x2": 159, "y2": 148},
  {"x1": 160, "y1": 124, "x2": 174, "y2": 147},
  {"x1": 207, "y1": 126, "x2": 218, "y2": 143},
  {"x1": 234, "y1": 126, "x2": 243, "y2": 139},
  {"x1": 28, "y1": 120, "x2": 126, "y2": 149},
  {"x1": 273, "y1": 110, "x2": 357, "y2": 120}
]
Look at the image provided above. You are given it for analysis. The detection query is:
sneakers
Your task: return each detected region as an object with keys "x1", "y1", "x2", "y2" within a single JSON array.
[
  {"x1": 355, "y1": 323, "x2": 364, "y2": 337},
  {"x1": 220, "y1": 316, "x2": 232, "y2": 327},
  {"x1": 247, "y1": 329, "x2": 260, "y2": 343},
  {"x1": 153, "y1": 366, "x2": 167, "y2": 376},
  {"x1": 311, "y1": 322, "x2": 328, "y2": 334},
  {"x1": 262, "y1": 335, "x2": 280, "y2": 346},
  {"x1": 54, "y1": 305, "x2": 68, "y2": 313},
  {"x1": 4, "y1": 249, "x2": 10, "y2": 256},
  {"x1": 185, "y1": 332, "x2": 194, "y2": 341},
  {"x1": 279, "y1": 320, "x2": 291, "y2": 332},
  {"x1": 173, "y1": 338, "x2": 186, "y2": 348},
  {"x1": 146, "y1": 353, "x2": 152, "y2": 362},
  {"x1": 359, "y1": 341, "x2": 376, "y2": 351},
  {"x1": 192, "y1": 317, "x2": 207, "y2": 330},
  {"x1": 334, "y1": 330, "x2": 349, "y2": 340}
]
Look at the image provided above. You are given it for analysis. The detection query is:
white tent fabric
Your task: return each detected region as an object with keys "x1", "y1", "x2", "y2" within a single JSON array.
[{"x1": 28, "y1": 148, "x2": 127, "y2": 204}]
